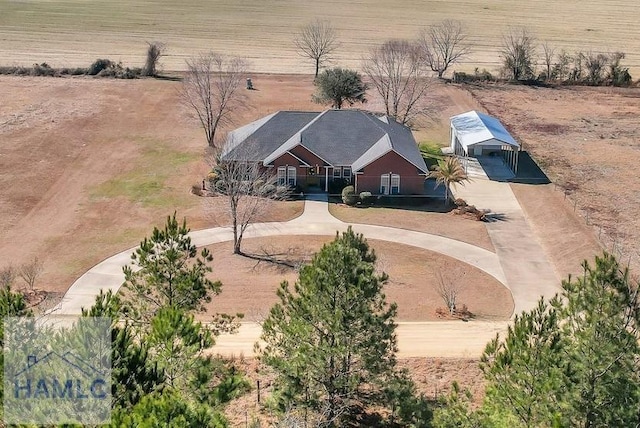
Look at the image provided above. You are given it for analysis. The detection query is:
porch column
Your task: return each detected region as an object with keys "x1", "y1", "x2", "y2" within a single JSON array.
[{"x1": 324, "y1": 166, "x2": 329, "y2": 192}]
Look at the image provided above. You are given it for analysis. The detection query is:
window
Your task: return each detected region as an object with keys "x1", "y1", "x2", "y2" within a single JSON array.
[
  {"x1": 278, "y1": 166, "x2": 297, "y2": 187},
  {"x1": 390, "y1": 174, "x2": 400, "y2": 195},
  {"x1": 380, "y1": 174, "x2": 390, "y2": 195},
  {"x1": 287, "y1": 166, "x2": 297, "y2": 187},
  {"x1": 333, "y1": 167, "x2": 341, "y2": 179},
  {"x1": 343, "y1": 167, "x2": 352, "y2": 183},
  {"x1": 380, "y1": 173, "x2": 400, "y2": 195}
]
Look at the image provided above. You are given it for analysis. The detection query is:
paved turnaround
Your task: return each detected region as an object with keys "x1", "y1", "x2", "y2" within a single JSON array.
[{"x1": 50, "y1": 186, "x2": 559, "y2": 358}]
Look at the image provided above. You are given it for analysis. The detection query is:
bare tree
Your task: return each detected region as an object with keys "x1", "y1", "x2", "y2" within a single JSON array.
[
  {"x1": 437, "y1": 271, "x2": 463, "y2": 315},
  {"x1": 207, "y1": 144, "x2": 288, "y2": 255},
  {"x1": 582, "y1": 51, "x2": 609, "y2": 84},
  {"x1": 553, "y1": 50, "x2": 572, "y2": 81},
  {"x1": 142, "y1": 41, "x2": 166, "y2": 77},
  {"x1": 0, "y1": 264, "x2": 16, "y2": 289},
  {"x1": 363, "y1": 39, "x2": 432, "y2": 126},
  {"x1": 501, "y1": 27, "x2": 537, "y2": 80},
  {"x1": 418, "y1": 19, "x2": 471, "y2": 78},
  {"x1": 181, "y1": 53, "x2": 248, "y2": 148},
  {"x1": 294, "y1": 19, "x2": 340, "y2": 78},
  {"x1": 541, "y1": 42, "x2": 556, "y2": 81},
  {"x1": 19, "y1": 256, "x2": 44, "y2": 290}
]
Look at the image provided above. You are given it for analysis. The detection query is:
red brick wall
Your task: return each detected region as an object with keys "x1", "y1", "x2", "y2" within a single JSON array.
[
  {"x1": 270, "y1": 152, "x2": 307, "y2": 187},
  {"x1": 289, "y1": 145, "x2": 328, "y2": 167},
  {"x1": 356, "y1": 151, "x2": 425, "y2": 195}
]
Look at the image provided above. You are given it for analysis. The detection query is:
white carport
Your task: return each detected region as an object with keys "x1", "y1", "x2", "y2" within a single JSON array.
[{"x1": 450, "y1": 111, "x2": 520, "y2": 173}]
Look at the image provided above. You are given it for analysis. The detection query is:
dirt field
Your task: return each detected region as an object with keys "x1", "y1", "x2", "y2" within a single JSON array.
[
  {"x1": 1, "y1": 1, "x2": 639, "y2": 75},
  {"x1": 201, "y1": 236, "x2": 513, "y2": 322},
  {"x1": 468, "y1": 83, "x2": 640, "y2": 275},
  {"x1": 0, "y1": 75, "x2": 314, "y2": 294}
]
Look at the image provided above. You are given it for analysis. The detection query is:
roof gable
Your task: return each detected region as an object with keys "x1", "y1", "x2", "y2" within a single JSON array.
[{"x1": 223, "y1": 111, "x2": 318, "y2": 161}]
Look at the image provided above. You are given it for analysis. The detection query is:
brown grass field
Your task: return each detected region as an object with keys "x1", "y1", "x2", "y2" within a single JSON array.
[{"x1": 1, "y1": 0, "x2": 639, "y2": 75}]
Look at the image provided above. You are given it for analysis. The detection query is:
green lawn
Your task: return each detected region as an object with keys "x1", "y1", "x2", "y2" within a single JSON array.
[{"x1": 91, "y1": 138, "x2": 199, "y2": 208}]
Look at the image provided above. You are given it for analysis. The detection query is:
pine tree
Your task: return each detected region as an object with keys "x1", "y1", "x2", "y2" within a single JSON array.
[
  {"x1": 481, "y1": 298, "x2": 567, "y2": 427},
  {"x1": 478, "y1": 252, "x2": 640, "y2": 428},
  {"x1": 260, "y1": 227, "x2": 401, "y2": 425},
  {"x1": 554, "y1": 253, "x2": 640, "y2": 427},
  {"x1": 122, "y1": 213, "x2": 221, "y2": 320},
  {"x1": 110, "y1": 390, "x2": 228, "y2": 428},
  {"x1": 83, "y1": 290, "x2": 164, "y2": 410}
]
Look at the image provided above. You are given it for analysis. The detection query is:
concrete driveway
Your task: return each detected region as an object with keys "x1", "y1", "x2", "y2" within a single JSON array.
[{"x1": 49, "y1": 189, "x2": 556, "y2": 358}]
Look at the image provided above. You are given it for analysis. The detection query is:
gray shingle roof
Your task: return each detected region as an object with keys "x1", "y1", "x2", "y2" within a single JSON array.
[
  {"x1": 223, "y1": 110, "x2": 428, "y2": 173},
  {"x1": 223, "y1": 111, "x2": 318, "y2": 161}
]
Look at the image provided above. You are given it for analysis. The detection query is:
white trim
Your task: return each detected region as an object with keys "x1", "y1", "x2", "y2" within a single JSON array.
[
  {"x1": 263, "y1": 111, "x2": 331, "y2": 166},
  {"x1": 333, "y1": 167, "x2": 342, "y2": 178},
  {"x1": 285, "y1": 151, "x2": 311, "y2": 167},
  {"x1": 354, "y1": 147, "x2": 429, "y2": 174},
  {"x1": 380, "y1": 173, "x2": 400, "y2": 195},
  {"x1": 223, "y1": 112, "x2": 277, "y2": 158}
]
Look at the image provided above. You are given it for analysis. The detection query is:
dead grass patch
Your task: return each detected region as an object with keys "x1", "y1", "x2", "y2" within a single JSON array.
[
  {"x1": 202, "y1": 236, "x2": 512, "y2": 322},
  {"x1": 329, "y1": 203, "x2": 495, "y2": 252}
]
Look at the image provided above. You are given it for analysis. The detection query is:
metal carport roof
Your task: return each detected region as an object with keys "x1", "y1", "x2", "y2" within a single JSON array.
[{"x1": 451, "y1": 111, "x2": 519, "y2": 149}]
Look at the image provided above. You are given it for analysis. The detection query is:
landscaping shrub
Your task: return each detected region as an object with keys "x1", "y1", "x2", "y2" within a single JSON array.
[
  {"x1": 359, "y1": 191, "x2": 373, "y2": 206},
  {"x1": 329, "y1": 178, "x2": 350, "y2": 195},
  {"x1": 341, "y1": 185, "x2": 358, "y2": 206},
  {"x1": 451, "y1": 198, "x2": 488, "y2": 221},
  {"x1": 262, "y1": 184, "x2": 277, "y2": 196},
  {"x1": 214, "y1": 179, "x2": 227, "y2": 194}
]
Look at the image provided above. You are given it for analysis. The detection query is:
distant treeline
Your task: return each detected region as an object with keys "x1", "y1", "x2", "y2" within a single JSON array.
[
  {"x1": 455, "y1": 50, "x2": 633, "y2": 87},
  {"x1": 0, "y1": 59, "x2": 142, "y2": 79}
]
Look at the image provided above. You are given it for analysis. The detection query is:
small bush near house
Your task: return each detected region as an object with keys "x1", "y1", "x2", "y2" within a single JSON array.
[
  {"x1": 451, "y1": 198, "x2": 488, "y2": 221},
  {"x1": 359, "y1": 191, "x2": 373, "y2": 206},
  {"x1": 341, "y1": 185, "x2": 358, "y2": 206},
  {"x1": 329, "y1": 178, "x2": 350, "y2": 194}
]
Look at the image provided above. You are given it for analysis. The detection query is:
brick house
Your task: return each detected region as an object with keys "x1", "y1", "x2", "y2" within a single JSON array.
[{"x1": 221, "y1": 110, "x2": 428, "y2": 195}]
